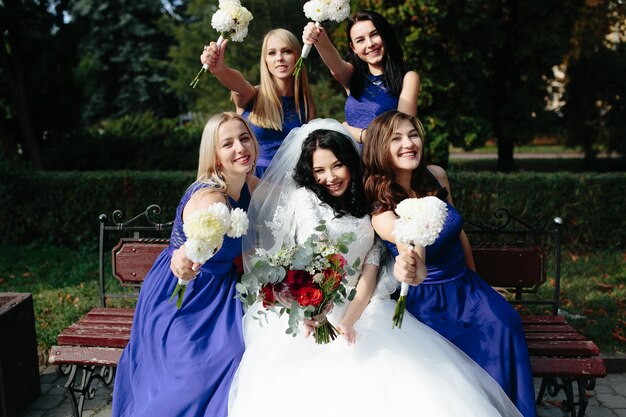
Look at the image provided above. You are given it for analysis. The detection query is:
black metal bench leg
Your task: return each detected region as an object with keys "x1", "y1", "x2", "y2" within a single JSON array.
[
  {"x1": 560, "y1": 378, "x2": 577, "y2": 417},
  {"x1": 57, "y1": 364, "x2": 115, "y2": 417},
  {"x1": 575, "y1": 377, "x2": 597, "y2": 417},
  {"x1": 536, "y1": 377, "x2": 550, "y2": 404}
]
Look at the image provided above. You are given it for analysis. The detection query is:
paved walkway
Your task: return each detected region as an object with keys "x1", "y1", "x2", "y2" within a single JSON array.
[{"x1": 21, "y1": 366, "x2": 626, "y2": 417}]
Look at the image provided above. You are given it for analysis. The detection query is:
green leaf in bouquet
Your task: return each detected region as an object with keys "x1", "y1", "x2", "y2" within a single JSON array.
[
  {"x1": 286, "y1": 301, "x2": 307, "y2": 337},
  {"x1": 292, "y1": 244, "x2": 314, "y2": 270},
  {"x1": 351, "y1": 257, "x2": 361, "y2": 270},
  {"x1": 347, "y1": 288, "x2": 356, "y2": 301},
  {"x1": 314, "y1": 220, "x2": 327, "y2": 232},
  {"x1": 234, "y1": 283, "x2": 248, "y2": 300},
  {"x1": 337, "y1": 231, "x2": 356, "y2": 247}
]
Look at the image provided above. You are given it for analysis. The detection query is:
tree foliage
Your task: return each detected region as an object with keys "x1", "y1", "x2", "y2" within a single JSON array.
[
  {"x1": 561, "y1": 0, "x2": 626, "y2": 161},
  {"x1": 71, "y1": 0, "x2": 179, "y2": 123},
  {"x1": 0, "y1": 0, "x2": 82, "y2": 167},
  {"x1": 352, "y1": 0, "x2": 583, "y2": 170},
  {"x1": 1, "y1": 0, "x2": 623, "y2": 171}
]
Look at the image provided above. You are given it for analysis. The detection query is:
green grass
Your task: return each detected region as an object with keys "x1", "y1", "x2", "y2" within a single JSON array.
[
  {"x1": 0, "y1": 245, "x2": 101, "y2": 364},
  {"x1": 1, "y1": 244, "x2": 624, "y2": 362}
]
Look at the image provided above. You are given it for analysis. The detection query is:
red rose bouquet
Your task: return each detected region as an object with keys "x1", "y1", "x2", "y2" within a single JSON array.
[{"x1": 237, "y1": 221, "x2": 357, "y2": 344}]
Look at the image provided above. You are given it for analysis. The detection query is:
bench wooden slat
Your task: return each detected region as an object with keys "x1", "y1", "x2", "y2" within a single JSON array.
[
  {"x1": 523, "y1": 324, "x2": 578, "y2": 333},
  {"x1": 521, "y1": 315, "x2": 568, "y2": 325},
  {"x1": 527, "y1": 340, "x2": 600, "y2": 357},
  {"x1": 86, "y1": 307, "x2": 135, "y2": 317},
  {"x1": 80, "y1": 316, "x2": 134, "y2": 325},
  {"x1": 57, "y1": 330, "x2": 130, "y2": 348},
  {"x1": 531, "y1": 357, "x2": 607, "y2": 378},
  {"x1": 66, "y1": 322, "x2": 132, "y2": 332},
  {"x1": 49, "y1": 345, "x2": 124, "y2": 367},
  {"x1": 525, "y1": 332, "x2": 586, "y2": 341}
]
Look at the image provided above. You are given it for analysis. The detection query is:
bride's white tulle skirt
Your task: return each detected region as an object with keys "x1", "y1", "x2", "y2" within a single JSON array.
[{"x1": 228, "y1": 294, "x2": 523, "y2": 417}]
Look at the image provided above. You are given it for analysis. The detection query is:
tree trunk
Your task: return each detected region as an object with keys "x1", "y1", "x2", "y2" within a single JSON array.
[
  {"x1": 497, "y1": 136, "x2": 515, "y2": 172},
  {"x1": 492, "y1": 0, "x2": 518, "y2": 173},
  {"x1": 0, "y1": 33, "x2": 44, "y2": 169},
  {"x1": 0, "y1": 122, "x2": 18, "y2": 159}
]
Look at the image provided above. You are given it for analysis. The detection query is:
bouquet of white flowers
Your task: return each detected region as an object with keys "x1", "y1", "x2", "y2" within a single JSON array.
[
  {"x1": 293, "y1": 0, "x2": 350, "y2": 77},
  {"x1": 392, "y1": 196, "x2": 448, "y2": 328},
  {"x1": 190, "y1": 0, "x2": 253, "y2": 88},
  {"x1": 170, "y1": 203, "x2": 249, "y2": 308}
]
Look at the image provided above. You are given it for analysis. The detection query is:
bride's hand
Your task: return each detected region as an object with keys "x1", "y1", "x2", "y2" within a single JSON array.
[
  {"x1": 338, "y1": 322, "x2": 357, "y2": 345},
  {"x1": 302, "y1": 318, "x2": 319, "y2": 338}
]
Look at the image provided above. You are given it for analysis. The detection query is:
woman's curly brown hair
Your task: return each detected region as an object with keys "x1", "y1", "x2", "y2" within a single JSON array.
[{"x1": 363, "y1": 110, "x2": 448, "y2": 215}]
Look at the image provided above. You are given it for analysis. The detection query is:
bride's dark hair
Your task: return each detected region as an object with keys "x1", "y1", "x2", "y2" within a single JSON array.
[{"x1": 293, "y1": 129, "x2": 368, "y2": 218}]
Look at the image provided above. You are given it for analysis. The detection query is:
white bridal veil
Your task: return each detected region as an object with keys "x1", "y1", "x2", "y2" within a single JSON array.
[{"x1": 242, "y1": 118, "x2": 358, "y2": 272}]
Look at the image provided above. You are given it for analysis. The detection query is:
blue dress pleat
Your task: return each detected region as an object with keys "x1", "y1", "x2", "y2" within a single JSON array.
[
  {"x1": 112, "y1": 181, "x2": 250, "y2": 417},
  {"x1": 383, "y1": 204, "x2": 537, "y2": 417}
]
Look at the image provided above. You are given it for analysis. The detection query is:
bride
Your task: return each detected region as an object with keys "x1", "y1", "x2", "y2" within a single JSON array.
[{"x1": 228, "y1": 119, "x2": 523, "y2": 417}]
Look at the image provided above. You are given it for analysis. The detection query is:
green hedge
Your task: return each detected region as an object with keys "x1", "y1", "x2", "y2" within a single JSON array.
[
  {"x1": 1, "y1": 171, "x2": 624, "y2": 250},
  {"x1": 451, "y1": 172, "x2": 624, "y2": 250},
  {"x1": 41, "y1": 113, "x2": 204, "y2": 171},
  {"x1": 0, "y1": 171, "x2": 195, "y2": 248}
]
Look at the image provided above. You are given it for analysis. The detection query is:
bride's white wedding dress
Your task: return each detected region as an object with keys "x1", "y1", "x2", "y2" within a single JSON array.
[{"x1": 229, "y1": 188, "x2": 523, "y2": 417}]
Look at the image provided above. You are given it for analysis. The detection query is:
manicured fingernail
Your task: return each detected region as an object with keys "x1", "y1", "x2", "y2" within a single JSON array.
[{"x1": 192, "y1": 265, "x2": 199, "y2": 271}]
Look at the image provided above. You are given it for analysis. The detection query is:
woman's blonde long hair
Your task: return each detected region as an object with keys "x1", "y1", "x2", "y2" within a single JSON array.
[
  {"x1": 249, "y1": 29, "x2": 315, "y2": 130},
  {"x1": 196, "y1": 112, "x2": 259, "y2": 193}
]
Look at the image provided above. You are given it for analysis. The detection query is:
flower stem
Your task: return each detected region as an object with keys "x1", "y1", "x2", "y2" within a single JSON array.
[
  {"x1": 392, "y1": 295, "x2": 407, "y2": 329},
  {"x1": 293, "y1": 57, "x2": 304, "y2": 78},
  {"x1": 189, "y1": 67, "x2": 206, "y2": 88},
  {"x1": 169, "y1": 283, "x2": 187, "y2": 309},
  {"x1": 314, "y1": 321, "x2": 338, "y2": 344}
]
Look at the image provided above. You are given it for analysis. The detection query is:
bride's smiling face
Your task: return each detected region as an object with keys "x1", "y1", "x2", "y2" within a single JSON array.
[{"x1": 312, "y1": 148, "x2": 351, "y2": 198}]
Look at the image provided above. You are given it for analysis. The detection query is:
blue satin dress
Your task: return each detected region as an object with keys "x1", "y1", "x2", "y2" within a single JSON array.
[
  {"x1": 242, "y1": 97, "x2": 305, "y2": 177},
  {"x1": 112, "y1": 181, "x2": 250, "y2": 417},
  {"x1": 383, "y1": 203, "x2": 537, "y2": 417}
]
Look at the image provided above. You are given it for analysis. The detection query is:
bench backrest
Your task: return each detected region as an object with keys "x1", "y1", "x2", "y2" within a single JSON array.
[
  {"x1": 465, "y1": 209, "x2": 563, "y2": 315},
  {"x1": 112, "y1": 239, "x2": 169, "y2": 286},
  {"x1": 99, "y1": 205, "x2": 173, "y2": 307}
]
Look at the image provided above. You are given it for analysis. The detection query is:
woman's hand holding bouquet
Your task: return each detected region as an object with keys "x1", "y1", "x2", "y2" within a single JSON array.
[{"x1": 391, "y1": 196, "x2": 448, "y2": 329}]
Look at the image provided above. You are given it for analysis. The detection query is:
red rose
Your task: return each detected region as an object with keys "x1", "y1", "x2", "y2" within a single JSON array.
[
  {"x1": 284, "y1": 269, "x2": 312, "y2": 290},
  {"x1": 261, "y1": 284, "x2": 276, "y2": 308},
  {"x1": 297, "y1": 286, "x2": 324, "y2": 307}
]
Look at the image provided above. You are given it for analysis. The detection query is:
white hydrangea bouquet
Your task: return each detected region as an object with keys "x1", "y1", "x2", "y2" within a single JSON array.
[
  {"x1": 293, "y1": 0, "x2": 351, "y2": 77},
  {"x1": 169, "y1": 203, "x2": 249, "y2": 308},
  {"x1": 190, "y1": 0, "x2": 253, "y2": 88},
  {"x1": 392, "y1": 196, "x2": 448, "y2": 328}
]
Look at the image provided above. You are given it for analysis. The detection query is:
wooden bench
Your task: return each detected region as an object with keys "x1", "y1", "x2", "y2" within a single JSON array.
[
  {"x1": 48, "y1": 205, "x2": 173, "y2": 417},
  {"x1": 466, "y1": 209, "x2": 606, "y2": 417}
]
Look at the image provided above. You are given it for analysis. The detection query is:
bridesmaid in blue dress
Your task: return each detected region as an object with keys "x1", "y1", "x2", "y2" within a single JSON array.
[
  {"x1": 112, "y1": 112, "x2": 260, "y2": 417},
  {"x1": 302, "y1": 10, "x2": 420, "y2": 144},
  {"x1": 201, "y1": 29, "x2": 316, "y2": 176},
  {"x1": 363, "y1": 110, "x2": 537, "y2": 417}
]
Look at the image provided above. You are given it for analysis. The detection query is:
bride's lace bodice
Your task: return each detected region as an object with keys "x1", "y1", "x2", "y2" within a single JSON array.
[{"x1": 290, "y1": 188, "x2": 381, "y2": 287}]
